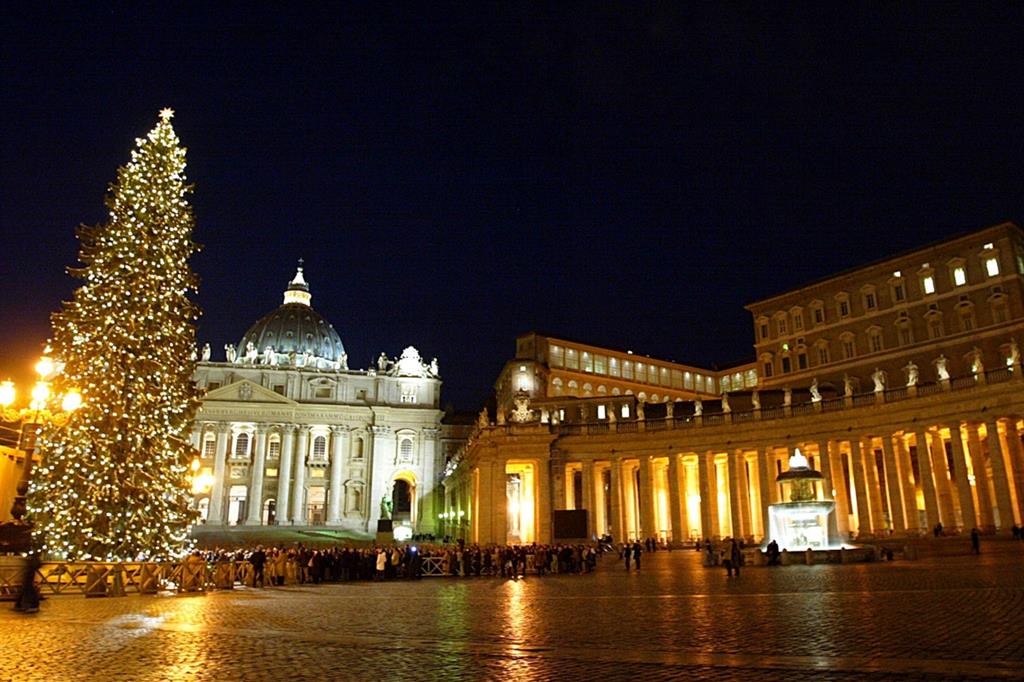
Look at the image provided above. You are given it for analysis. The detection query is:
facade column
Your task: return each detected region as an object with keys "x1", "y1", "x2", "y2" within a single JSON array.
[
  {"x1": 913, "y1": 429, "x2": 941, "y2": 532},
  {"x1": 207, "y1": 423, "x2": 230, "y2": 525},
  {"x1": 326, "y1": 426, "x2": 348, "y2": 525},
  {"x1": 638, "y1": 455, "x2": 656, "y2": 540},
  {"x1": 246, "y1": 426, "x2": 268, "y2": 525},
  {"x1": 966, "y1": 424, "x2": 995, "y2": 530},
  {"x1": 737, "y1": 453, "x2": 753, "y2": 538},
  {"x1": 581, "y1": 459, "x2": 596, "y2": 540},
  {"x1": 667, "y1": 454, "x2": 685, "y2": 544},
  {"x1": 928, "y1": 430, "x2": 957, "y2": 527},
  {"x1": 189, "y1": 426, "x2": 201, "y2": 453},
  {"x1": 290, "y1": 426, "x2": 309, "y2": 526},
  {"x1": 985, "y1": 419, "x2": 1017, "y2": 530},
  {"x1": 948, "y1": 423, "x2": 978, "y2": 530},
  {"x1": 727, "y1": 450, "x2": 744, "y2": 539},
  {"x1": 491, "y1": 458, "x2": 508, "y2": 544},
  {"x1": 758, "y1": 447, "x2": 774, "y2": 540},
  {"x1": 880, "y1": 434, "x2": 907, "y2": 533},
  {"x1": 275, "y1": 426, "x2": 295, "y2": 524},
  {"x1": 850, "y1": 439, "x2": 873, "y2": 536}
]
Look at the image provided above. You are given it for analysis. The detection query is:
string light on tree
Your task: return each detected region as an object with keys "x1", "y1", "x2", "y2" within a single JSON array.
[{"x1": 28, "y1": 109, "x2": 202, "y2": 562}]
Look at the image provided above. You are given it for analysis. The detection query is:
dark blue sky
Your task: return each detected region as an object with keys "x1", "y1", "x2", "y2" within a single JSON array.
[{"x1": 1, "y1": 4, "x2": 1021, "y2": 409}]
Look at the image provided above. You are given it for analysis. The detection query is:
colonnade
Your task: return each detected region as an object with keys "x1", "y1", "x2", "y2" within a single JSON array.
[{"x1": 552, "y1": 416, "x2": 1023, "y2": 542}]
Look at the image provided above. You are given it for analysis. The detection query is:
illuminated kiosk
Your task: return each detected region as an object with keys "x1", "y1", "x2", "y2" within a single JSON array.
[{"x1": 767, "y1": 449, "x2": 844, "y2": 551}]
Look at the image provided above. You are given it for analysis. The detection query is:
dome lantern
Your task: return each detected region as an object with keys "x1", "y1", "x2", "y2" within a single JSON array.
[{"x1": 283, "y1": 258, "x2": 312, "y2": 307}]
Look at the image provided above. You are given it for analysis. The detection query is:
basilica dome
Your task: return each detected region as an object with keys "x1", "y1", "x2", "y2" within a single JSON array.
[{"x1": 238, "y1": 264, "x2": 345, "y2": 364}]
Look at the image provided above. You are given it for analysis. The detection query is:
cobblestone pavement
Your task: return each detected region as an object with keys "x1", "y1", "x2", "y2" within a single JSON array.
[{"x1": 1, "y1": 546, "x2": 1023, "y2": 681}]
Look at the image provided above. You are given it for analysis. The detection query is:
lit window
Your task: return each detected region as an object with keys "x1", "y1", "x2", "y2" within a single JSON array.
[
  {"x1": 597, "y1": 404, "x2": 607, "y2": 420},
  {"x1": 683, "y1": 371, "x2": 693, "y2": 389},
  {"x1": 609, "y1": 358, "x2": 620, "y2": 377},
  {"x1": 312, "y1": 435, "x2": 327, "y2": 461},
  {"x1": 635, "y1": 364, "x2": 647, "y2": 383},
  {"x1": 594, "y1": 355, "x2": 607, "y2": 375},
  {"x1": 549, "y1": 346, "x2": 564, "y2": 367},
  {"x1": 581, "y1": 352, "x2": 593, "y2": 373},
  {"x1": 620, "y1": 404, "x2": 630, "y2": 419},
  {"x1": 923, "y1": 276, "x2": 935, "y2": 295},
  {"x1": 234, "y1": 432, "x2": 250, "y2": 459},
  {"x1": 985, "y1": 257, "x2": 1000, "y2": 277},
  {"x1": 953, "y1": 267, "x2": 966, "y2": 286},
  {"x1": 622, "y1": 361, "x2": 633, "y2": 380}
]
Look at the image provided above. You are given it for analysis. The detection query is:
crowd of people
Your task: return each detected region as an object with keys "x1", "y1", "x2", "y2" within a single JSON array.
[{"x1": 189, "y1": 541, "x2": 604, "y2": 587}]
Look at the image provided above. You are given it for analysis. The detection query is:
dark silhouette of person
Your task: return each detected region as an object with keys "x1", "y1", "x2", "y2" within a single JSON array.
[
  {"x1": 632, "y1": 541, "x2": 642, "y2": 570},
  {"x1": 970, "y1": 527, "x2": 981, "y2": 555}
]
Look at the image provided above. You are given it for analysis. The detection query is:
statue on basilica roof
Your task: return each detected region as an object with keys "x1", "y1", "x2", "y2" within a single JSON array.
[
  {"x1": 224, "y1": 343, "x2": 237, "y2": 363},
  {"x1": 201, "y1": 343, "x2": 211, "y2": 362}
]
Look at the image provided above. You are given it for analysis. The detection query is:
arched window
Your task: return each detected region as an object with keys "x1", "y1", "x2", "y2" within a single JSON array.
[
  {"x1": 234, "y1": 432, "x2": 250, "y2": 459},
  {"x1": 552, "y1": 377, "x2": 563, "y2": 396},
  {"x1": 399, "y1": 438, "x2": 414, "y2": 462},
  {"x1": 202, "y1": 434, "x2": 216, "y2": 458},
  {"x1": 267, "y1": 435, "x2": 281, "y2": 460},
  {"x1": 312, "y1": 435, "x2": 327, "y2": 462},
  {"x1": 354, "y1": 437, "x2": 364, "y2": 459}
]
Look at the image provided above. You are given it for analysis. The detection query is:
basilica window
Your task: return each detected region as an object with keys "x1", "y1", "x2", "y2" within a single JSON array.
[
  {"x1": 622, "y1": 361, "x2": 633, "y2": 380},
  {"x1": 683, "y1": 371, "x2": 693, "y2": 389},
  {"x1": 202, "y1": 434, "x2": 216, "y2": 459},
  {"x1": 609, "y1": 357, "x2": 621, "y2": 377},
  {"x1": 549, "y1": 345, "x2": 564, "y2": 367},
  {"x1": 311, "y1": 435, "x2": 327, "y2": 462},
  {"x1": 267, "y1": 436, "x2": 281, "y2": 460},
  {"x1": 565, "y1": 348, "x2": 579, "y2": 370},
  {"x1": 635, "y1": 364, "x2": 647, "y2": 383},
  {"x1": 233, "y1": 432, "x2": 250, "y2": 460},
  {"x1": 671, "y1": 369, "x2": 683, "y2": 389},
  {"x1": 399, "y1": 438, "x2": 414, "y2": 463},
  {"x1": 581, "y1": 352, "x2": 593, "y2": 373}
]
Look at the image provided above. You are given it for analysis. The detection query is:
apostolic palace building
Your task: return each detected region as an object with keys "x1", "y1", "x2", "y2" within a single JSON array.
[{"x1": 441, "y1": 222, "x2": 1024, "y2": 547}]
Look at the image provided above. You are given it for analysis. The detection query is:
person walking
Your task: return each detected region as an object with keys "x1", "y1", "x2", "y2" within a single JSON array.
[
  {"x1": 725, "y1": 538, "x2": 742, "y2": 577},
  {"x1": 623, "y1": 543, "x2": 631, "y2": 571},
  {"x1": 970, "y1": 527, "x2": 981, "y2": 555},
  {"x1": 632, "y1": 540, "x2": 642, "y2": 570}
]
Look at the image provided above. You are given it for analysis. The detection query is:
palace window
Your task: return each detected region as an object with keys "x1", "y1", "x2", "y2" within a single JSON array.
[
  {"x1": 565, "y1": 348, "x2": 579, "y2": 370},
  {"x1": 596, "y1": 404, "x2": 607, "y2": 420},
  {"x1": 862, "y1": 285, "x2": 877, "y2": 311},
  {"x1": 926, "y1": 310, "x2": 944, "y2": 339},
  {"x1": 868, "y1": 328, "x2": 883, "y2": 353},
  {"x1": 622, "y1": 361, "x2": 633, "y2": 380},
  {"x1": 671, "y1": 369, "x2": 683, "y2": 389},
  {"x1": 581, "y1": 352, "x2": 593, "y2": 373},
  {"x1": 952, "y1": 266, "x2": 967, "y2": 287},
  {"x1": 776, "y1": 316, "x2": 788, "y2": 335},
  {"x1": 549, "y1": 345, "x2": 564, "y2": 367},
  {"x1": 817, "y1": 344, "x2": 830, "y2": 365},
  {"x1": 991, "y1": 298, "x2": 1009, "y2": 324},
  {"x1": 956, "y1": 302, "x2": 976, "y2": 332},
  {"x1": 683, "y1": 371, "x2": 693, "y2": 389},
  {"x1": 763, "y1": 361, "x2": 774, "y2": 378},
  {"x1": 797, "y1": 352, "x2": 808, "y2": 370},
  {"x1": 792, "y1": 309, "x2": 804, "y2": 331},
  {"x1": 695, "y1": 374, "x2": 705, "y2": 391},
  {"x1": 840, "y1": 333, "x2": 856, "y2": 360},
  {"x1": 594, "y1": 354, "x2": 607, "y2": 375},
  {"x1": 620, "y1": 404, "x2": 630, "y2": 419},
  {"x1": 922, "y1": 274, "x2": 935, "y2": 295},
  {"x1": 835, "y1": 293, "x2": 851, "y2": 318},
  {"x1": 660, "y1": 367, "x2": 671, "y2": 386},
  {"x1": 896, "y1": 313, "x2": 913, "y2": 346},
  {"x1": 781, "y1": 356, "x2": 791, "y2": 373},
  {"x1": 760, "y1": 322, "x2": 769, "y2": 339},
  {"x1": 810, "y1": 300, "x2": 825, "y2": 325},
  {"x1": 985, "y1": 256, "x2": 1000, "y2": 277},
  {"x1": 635, "y1": 364, "x2": 647, "y2": 383},
  {"x1": 609, "y1": 357, "x2": 620, "y2": 377}
]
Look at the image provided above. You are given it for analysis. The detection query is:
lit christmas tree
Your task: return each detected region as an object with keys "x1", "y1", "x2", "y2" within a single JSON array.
[{"x1": 29, "y1": 109, "x2": 201, "y2": 561}]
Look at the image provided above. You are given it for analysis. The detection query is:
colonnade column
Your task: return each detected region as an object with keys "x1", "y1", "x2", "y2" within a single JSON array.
[
  {"x1": 207, "y1": 423, "x2": 229, "y2": 525},
  {"x1": 828, "y1": 442, "x2": 852, "y2": 538},
  {"x1": 862, "y1": 437, "x2": 887, "y2": 532},
  {"x1": 491, "y1": 459, "x2": 508, "y2": 544},
  {"x1": 736, "y1": 452, "x2": 752, "y2": 539},
  {"x1": 246, "y1": 426, "x2": 267, "y2": 525},
  {"x1": 966, "y1": 424, "x2": 995, "y2": 529},
  {"x1": 727, "y1": 450, "x2": 744, "y2": 539},
  {"x1": 276, "y1": 426, "x2": 295, "y2": 524},
  {"x1": 948, "y1": 423, "x2": 977, "y2": 530},
  {"x1": 880, "y1": 435, "x2": 907, "y2": 533},
  {"x1": 638, "y1": 455, "x2": 656, "y2": 540},
  {"x1": 1006, "y1": 420, "x2": 1024, "y2": 523},
  {"x1": 928, "y1": 430, "x2": 957, "y2": 527},
  {"x1": 895, "y1": 435, "x2": 921, "y2": 533},
  {"x1": 850, "y1": 439, "x2": 872, "y2": 536},
  {"x1": 581, "y1": 459, "x2": 595, "y2": 539},
  {"x1": 758, "y1": 447, "x2": 774, "y2": 540},
  {"x1": 326, "y1": 426, "x2": 348, "y2": 525},
  {"x1": 551, "y1": 461, "x2": 567, "y2": 511},
  {"x1": 985, "y1": 419, "x2": 1017, "y2": 530},
  {"x1": 609, "y1": 459, "x2": 624, "y2": 543},
  {"x1": 913, "y1": 429, "x2": 941, "y2": 531},
  {"x1": 290, "y1": 426, "x2": 309, "y2": 525},
  {"x1": 698, "y1": 452, "x2": 717, "y2": 541},
  {"x1": 667, "y1": 454, "x2": 685, "y2": 544}
]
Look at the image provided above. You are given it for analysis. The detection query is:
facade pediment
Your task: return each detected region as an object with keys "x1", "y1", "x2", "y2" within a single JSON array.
[{"x1": 203, "y1": 379, "x2": 297, "y2": 406}]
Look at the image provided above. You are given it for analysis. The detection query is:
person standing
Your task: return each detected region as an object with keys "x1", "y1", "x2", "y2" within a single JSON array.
[
  {"x1": 249, "y1": 546, "x2": 266, "y2": 588},
  {"x1": 970, "y1": 527, "x2": 981, "y2": 555},
  {"x1": 623, "y1": 543, "x2": 631, "y2": 570},
  {"x1": 632, "y1": 540, "x2": 642, "y2": 570},
  {"x1": 726, "y1": 539, "x2": 742, "y2": 577}
]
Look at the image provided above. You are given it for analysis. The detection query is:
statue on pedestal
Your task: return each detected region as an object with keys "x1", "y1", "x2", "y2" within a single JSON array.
[
  {"x1": 224, "y1": 343, "x2": 237, "y2": 363},
  {"x1": 338, "y1": 351, "x2": 348, "y2": 370},
  {"x1": 721, "y1": 393, "x2": 731, "y2": 413},
  {"x1": 263, "y1": 346, "x2": 275, "y2": 365},
  {"x1": 201, "y1": 343, "x2": 211, "y2": 362},
  {"x1": 871, "y1": 368, "x2": 886, "y2": 393},
  {"x1": 477, "y1": 408, "x2": 489, "y2": 429},
  {"x1": 244, "y1": 342, "x2": 258, "y2": 364},
  {"x1": 694, "y1": 398, "x2": 703, "y2": 417},
  {"x1": 751, "y1": 390, "x2": 760, "y2": 410},
  {"x1": 636, "y1": 400, "x2": 646, "y2": 420},
  {"x1": 429, "y1": 358, "x2": 439, "y2": 377},
  {"x1": 783, "y1": 388, "x2": 792, "y2": 407},
  {"x1": 934, "y1": 354, "x2": 950, "y2": 381},
  {"x1": 843, "y1": 374, "x2": 853, "y2": 398},
  {"x1": 968, "y1": 347, "x2": 984, "y2": 376},
  {"x1": 904, "y1": 361, "x2": 919, "y2": 387},
  {"x1": 380, "y1": 495, "x2": 393, "y2": 520},
  {"x1": 1009, "y1": 339, "x2": 1020, "y2": 368},
  {"x1": 810, "y1": 378, "x2": 821, "y2": 403}
]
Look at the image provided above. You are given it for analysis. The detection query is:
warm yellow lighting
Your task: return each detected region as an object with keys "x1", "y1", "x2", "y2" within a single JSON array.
[
  {"x1": 0, "y1": 381, "x2": 14, "y2": 407},
  {"x1": 192, "y1": 471, "x2": 214, "y2": 495},
  {"x1": 31, "y1": 381, "x2": 50, "y2": 405},
  {"x1": 61, "y1": 389, "x2": 82, "y2": 412},
  {"x1": 191, "y1": 457, "x2": 201, "y2": 472},
  {"x1": 35, "y1": 356, "x2": 55, "y2": 379}
]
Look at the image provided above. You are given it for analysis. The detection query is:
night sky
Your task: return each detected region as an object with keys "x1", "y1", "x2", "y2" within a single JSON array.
[{"x1": 1, "y1": 4, "x2": 1021, "y2": 410}]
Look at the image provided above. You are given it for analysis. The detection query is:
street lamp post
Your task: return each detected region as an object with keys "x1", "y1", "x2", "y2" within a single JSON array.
[{"x1": 0, "y1": 356, "x2": 81, "y2": 612}]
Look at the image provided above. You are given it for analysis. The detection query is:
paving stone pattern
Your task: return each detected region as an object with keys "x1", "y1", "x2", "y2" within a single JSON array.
[{"x1": 1, "y1": 546, "x2": 1022, "y2": 681}]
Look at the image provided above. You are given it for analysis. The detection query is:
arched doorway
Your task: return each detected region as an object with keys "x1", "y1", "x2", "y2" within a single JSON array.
[
  {"x1": 391, "y1": 473, "x2": 417, "y2": 527},
  {"x1": 227, "y1": 485, "x2": 247, "y2": 526}
]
